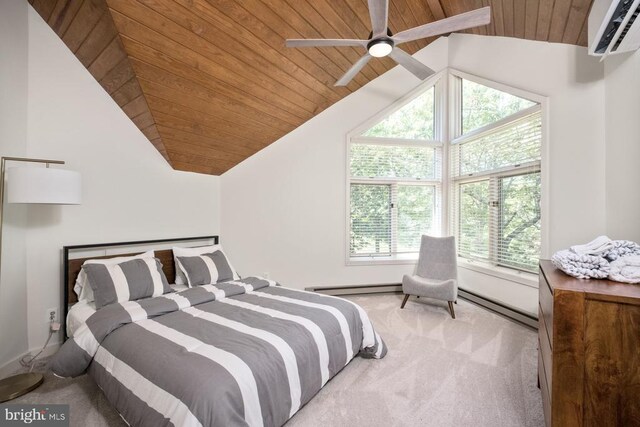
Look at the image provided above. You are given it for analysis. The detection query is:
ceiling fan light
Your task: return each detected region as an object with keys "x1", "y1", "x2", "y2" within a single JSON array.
[{"x1": 367, "y1": 38, "x2": 394, "y2": 57}]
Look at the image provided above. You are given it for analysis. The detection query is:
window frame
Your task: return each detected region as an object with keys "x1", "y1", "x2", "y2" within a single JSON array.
[
  {"x1": 346, "y1": 72, "x2": 446, "y2": 265},
  {"x1": 349, "y1": 181, "x2": 439, "y2": 258},
  {"x1": 345, "y1": 68, "x2": 549, "y2": 279},
  {"x1": 449, "y1": 69, "x2": 548, "y2": 284},
  {"x1": 453, "y1": 166, "x2": 542, "y2": 273}
]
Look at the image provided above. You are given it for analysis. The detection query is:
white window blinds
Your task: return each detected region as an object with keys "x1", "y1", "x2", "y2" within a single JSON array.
[
  {"x1": 349, "y1": 143, "x2": 441, "y2": 256},
  {"x1": 451, "y1": 108, "x2": 542, "y2": 272},
  {"x1": 349, "y1": 82, "x2": 442, "y2": 258},
  {"x1": 452, "y1": 110, "x2": 542, "y2": 178},
  {"x1": 350, "y1": 144, "x2": 440, "y2": 180}
]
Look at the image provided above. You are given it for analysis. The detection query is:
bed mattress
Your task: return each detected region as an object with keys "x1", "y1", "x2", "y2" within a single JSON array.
[{"x1": 53, "y1": 277, "x2": 386, "y2": 427}]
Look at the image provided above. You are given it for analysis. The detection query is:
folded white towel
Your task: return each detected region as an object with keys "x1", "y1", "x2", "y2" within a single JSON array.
[
  {"x1": 609, "y1": 255, "x2": 640, "y2": 284},
  {"x1": 551, "y1": 249, "x2": 610, "y2": 279},
  {"x1": 570, "y1": 235, "x2": 614, "y2": 256}
]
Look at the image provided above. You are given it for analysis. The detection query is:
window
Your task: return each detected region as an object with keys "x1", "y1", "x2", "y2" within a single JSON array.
[
  {"x1": 347, "y1": 71, "x2": 543, "y2": 271},
  {"x1": 349, "y1": 83, "x2": 442, "y2": 258},
  {"x1": 451, "y1": 78, "x2": 542, "y2": 273},
  {"x1": 461, "y1": 78, "x2": 536, "y2": 135},
  {"x1": 363, "y1": 87, "x2": 435, "y2": 139}
]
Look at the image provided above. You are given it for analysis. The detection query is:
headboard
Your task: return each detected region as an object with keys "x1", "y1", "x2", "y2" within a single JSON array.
[{"x1": 63, "y1": 235, "x2": 218, "y2": 338}]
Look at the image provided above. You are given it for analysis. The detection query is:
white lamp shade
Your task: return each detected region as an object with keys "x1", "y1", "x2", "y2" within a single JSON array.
[{"x1": 7, "y1": 167, "x2": 81, "y2": 205}]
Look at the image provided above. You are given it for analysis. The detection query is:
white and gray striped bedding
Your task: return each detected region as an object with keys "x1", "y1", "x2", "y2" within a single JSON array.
[
  {"x1": 84, "y1": 257, "x2": 172, "y2": 309},
  {"x1": 176, "y1": 250, "x2": 237, "y2": 286},
  {"x1": 51, "y1": 277, "x2": 387, "y2": 427}
]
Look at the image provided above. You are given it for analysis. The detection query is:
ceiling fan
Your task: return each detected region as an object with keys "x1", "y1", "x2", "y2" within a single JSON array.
[{"x1": 286, "y1": 1, "x2": 491, "y2": 86}]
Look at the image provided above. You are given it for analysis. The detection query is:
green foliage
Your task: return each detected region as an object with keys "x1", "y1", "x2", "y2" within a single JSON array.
[
  {"x1": 397, "y1": 186, "x2": 435, "y2": 252},
  {"x1": 462, "y1": 79, "x2": 535, "y2": 134},
  {"x1": 350, "y1": 184, "x2": 435, "y2": 256},
  {"x1": 458, "y1": 180, "x2": 490, "y2": 260},
  {"x1": 364, "y1": 87, "x2": 435, "y2": 140},
  {"x1": 498, "y1": 173, "x2": 541, "y2": 271},
  {"x1": 456, "y1": 173, "x2": 541, "y2": 272},
  {"x1": 350, "y1": 184, "x2": 391, "y2": 255}
]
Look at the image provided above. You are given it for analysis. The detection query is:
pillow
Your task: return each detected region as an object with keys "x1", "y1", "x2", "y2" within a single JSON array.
[
  {"x1": 173, "y1": 244, "x2": 238, "y2": 285},
  {"x1": 83, "y1": 257, "x2": 172, "y2": 309},
  {"x1": 176, "y1": 250, "x2": 239, "y2": 287},
  {"x1": 74, "y1": 250, "x2": 155, "y2": 303}
]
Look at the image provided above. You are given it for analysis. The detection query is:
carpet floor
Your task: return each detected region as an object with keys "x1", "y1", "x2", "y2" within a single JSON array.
[{"x1": 11, "y1": 294, "x2": 543, "y2": 427}]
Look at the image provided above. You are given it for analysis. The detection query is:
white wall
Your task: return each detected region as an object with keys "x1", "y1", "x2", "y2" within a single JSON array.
[
  {"x1": 448, "y1": 34, "x2": 606, "y2": 253},
  {"x1": 221, "y1": 38, "x2": 449, "y2": 289},
  {"x1": 604, "y1": 51, "x2": 640, "y2": 242},
  {"x1": 0, "y1": 0, "x2": 29, "y2": 370},
  {"x1": 0, "y1": 6, "x2": 221, "y2": 368},
  {"x1": 222, "y1": 34, "x2": 607, "y2": 316},
  {"x1": 447, "y1": 34, "x2": 605, "y2": 313}
]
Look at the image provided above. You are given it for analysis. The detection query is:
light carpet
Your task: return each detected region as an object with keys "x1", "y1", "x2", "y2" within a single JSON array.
[{"x1": 10, "y1": 294, "x2": 543, "y2": 426}]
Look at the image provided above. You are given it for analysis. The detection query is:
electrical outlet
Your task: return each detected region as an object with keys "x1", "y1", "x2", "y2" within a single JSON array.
[{"x1": 46, "y1": 307, "x2": 58, "y2": 324}]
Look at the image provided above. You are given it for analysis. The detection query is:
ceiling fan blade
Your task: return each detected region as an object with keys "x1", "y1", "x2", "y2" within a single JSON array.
[
  {"x1": 368, "y1": 0, "x2": 389, "y2": 37},
  {"x1": 389, "y1": 48, "x2": 434, "y2": 80},
  {"x1": 286, "y1": 38, "x2": 367, "y2": 48},
  {"x1": 335, "y1": 54, "x2": 372, "y2": 86},
  {"x1": 393, "y1": 6, "x2": 491, "y2": 44}
]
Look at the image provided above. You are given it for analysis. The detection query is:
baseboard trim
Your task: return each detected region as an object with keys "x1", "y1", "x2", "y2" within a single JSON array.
[
  {"x1": 457, "y1": 288, "x2": 538, "y2": 329},
  {"x1": 306, "y1": 283, "x2": 403, "y2": 295},
  {"x1": 306, "y1": 283, "x2": 538, "y2": 329},
  {"x1": 0, "y1": 341, "x2": 61, "y2": 379}
]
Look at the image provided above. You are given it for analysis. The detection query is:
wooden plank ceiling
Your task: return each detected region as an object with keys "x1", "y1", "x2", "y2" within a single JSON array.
[{"x1": 29, "y1": 0, "x2": 594, "y2": 175}]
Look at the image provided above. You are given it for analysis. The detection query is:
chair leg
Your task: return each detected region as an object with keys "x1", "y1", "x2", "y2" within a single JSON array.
[
  {"x1": 400, "y1": 294, "x2": 410, "y2": 309},
  {"x1": 448, "y1": 301, "x2": 456, "y2": 319}
]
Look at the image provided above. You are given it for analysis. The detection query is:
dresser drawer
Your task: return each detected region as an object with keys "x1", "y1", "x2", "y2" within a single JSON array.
[
  {"x1": 538, "y1": 311, "x2": 552, "y2": 396},
  {"x1": 539, "y1": 348, "x2": 551, "y2": 427},
  {"x1": 539, "y1": 269, "x2": 553, "y2": 346}
]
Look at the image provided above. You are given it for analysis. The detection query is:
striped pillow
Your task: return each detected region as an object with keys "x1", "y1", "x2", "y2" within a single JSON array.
[
  {"x1": 176, "y1": 250, "x2": 239, "y2": 287},
  {"x1": 83, "y1": 258, "x2": 173, "y2": 309}
]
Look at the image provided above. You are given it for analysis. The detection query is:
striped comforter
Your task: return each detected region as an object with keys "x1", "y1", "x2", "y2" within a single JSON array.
[{"x1": 51, "y1": 277, "x2": 387, "y2": 427}]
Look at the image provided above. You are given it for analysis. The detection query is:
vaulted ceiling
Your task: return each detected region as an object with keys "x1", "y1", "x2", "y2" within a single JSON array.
[{"x1": 29, "y1": 0, "x2": 593, "y2": 175}]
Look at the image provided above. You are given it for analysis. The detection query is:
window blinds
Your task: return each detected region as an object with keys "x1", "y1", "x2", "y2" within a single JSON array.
[
  {"x1": 350, "y1": 184, "x2": 392, "y2": 256},
  {"x1": 349, "y1": 141, "x2": 441, "y2": 257},
  {"x1": 451, "y1": 110, "x2": 542, "y2": 178},
  {"x1": 350, "y1": 143, "x2": 440, "y2": 180},
  {"x1": 451, "y1": 109, "x2": 542, "y2": 272}
]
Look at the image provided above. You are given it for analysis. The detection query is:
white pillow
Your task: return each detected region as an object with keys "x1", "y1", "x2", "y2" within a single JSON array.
[
  {"x1": 74, "y1": 250, "x2": 155, "y2": 303},
  {"x1": 173, "y1": 245, "x2": 238, "y2": 285}
]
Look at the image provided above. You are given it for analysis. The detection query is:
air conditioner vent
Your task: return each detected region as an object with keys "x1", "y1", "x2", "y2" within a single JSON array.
[
  {"x1": 589, "y1": 0, "x2": 640, "y2": 57},
  {"x1": 613, "y1": 4, "x2": 640, "y2": 51}
]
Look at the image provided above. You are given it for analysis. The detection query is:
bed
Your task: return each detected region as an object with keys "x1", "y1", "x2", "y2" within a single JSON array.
[{"x1": 52, "y1": 236, "x2": 387, "y2": 427}]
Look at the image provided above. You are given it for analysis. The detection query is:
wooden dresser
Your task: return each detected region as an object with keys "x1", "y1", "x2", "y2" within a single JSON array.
[{"x1": 538, "y1": 260, "x2": 640, "y2": 427}]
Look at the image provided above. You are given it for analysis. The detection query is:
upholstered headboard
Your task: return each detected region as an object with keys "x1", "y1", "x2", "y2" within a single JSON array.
[{"x1": 62, "y1": 235, "x2": 218, "y2": 338}]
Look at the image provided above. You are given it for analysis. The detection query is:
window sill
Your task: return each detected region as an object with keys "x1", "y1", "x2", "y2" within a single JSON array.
[
  {"x1": 347, "y1": 253, "x2": 418, "y2": 266},
  {"x1": 346, "y1": 255, "x2": 539, "y2": 288},
  {"x1": 458, "y1": 259, "x2": 538, "y2": 288}
]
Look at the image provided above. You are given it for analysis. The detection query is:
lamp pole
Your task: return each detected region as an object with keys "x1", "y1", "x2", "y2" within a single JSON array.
[{"x1": 0, "y1": 156, "x2": 66, "y2": 402}]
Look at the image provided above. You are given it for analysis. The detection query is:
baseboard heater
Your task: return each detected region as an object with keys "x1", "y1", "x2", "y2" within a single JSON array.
[{"x1": 306, "y1": 283, "x2": 538, "y2": 329}]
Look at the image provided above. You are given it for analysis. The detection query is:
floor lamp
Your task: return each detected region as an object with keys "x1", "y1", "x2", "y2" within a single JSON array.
[{"x1": 0, "y1": 156, "x2": 81, "y2": 403}]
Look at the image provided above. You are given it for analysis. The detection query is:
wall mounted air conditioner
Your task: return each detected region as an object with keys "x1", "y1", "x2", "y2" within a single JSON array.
[{"x1": 589, "y1": 0, "x2": 640, "y2": 57}]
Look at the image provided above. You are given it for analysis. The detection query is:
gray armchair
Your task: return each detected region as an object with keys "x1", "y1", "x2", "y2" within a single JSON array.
[{"x1": 401, "y1": 235, "x2": 458, "y2": 318}]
